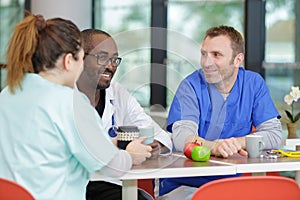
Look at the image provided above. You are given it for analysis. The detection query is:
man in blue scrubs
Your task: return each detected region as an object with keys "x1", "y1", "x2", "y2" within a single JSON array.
[{"x1": 158, "y1": 25, "x2": 282, "y2": 200}]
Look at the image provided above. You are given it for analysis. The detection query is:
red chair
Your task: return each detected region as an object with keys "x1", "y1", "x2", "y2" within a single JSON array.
[
  {"x1": 0, "y1": 178, "x2": 34, "y2": 200},
  {"x1": 138, "y1": 179, "x2": 154, "y2": 198},
  {"x1": 191, "y1": 176, "x2": 300, "y2": 200},
  {"x1": 242, "y1": 171, "x2": 281, "y2": 176}
]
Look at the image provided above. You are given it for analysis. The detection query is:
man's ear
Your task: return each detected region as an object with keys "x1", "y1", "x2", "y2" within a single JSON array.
[
  {"x1": 63, "y1": 53, "x2": 73, "y2": 71},
  {"x1": 234, "y1": 53, "x2": 244, "y2": 67}
]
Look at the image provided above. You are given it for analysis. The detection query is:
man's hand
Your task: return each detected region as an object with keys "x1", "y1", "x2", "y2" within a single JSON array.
[
  {"x1": 148, "y1": 140, "x2": 161, "y2": 159},
  {"x1": 211, "y1": 137, "x2": 248, "y2": 158}
]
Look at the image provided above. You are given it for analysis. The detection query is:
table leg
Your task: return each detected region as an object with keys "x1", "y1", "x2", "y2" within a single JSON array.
[
  {"x1": 295, "y1": 171, "x2": 300, "y2": 186},
  {"x1": 252, "y1": 172, "x2": 266, "y2": 176},
  {"x1": 294, "y1": 146, "x2": 300, "y2": 185},
  {"x1": 122, "y1": 179, "x2": 138, "y2": 200}
]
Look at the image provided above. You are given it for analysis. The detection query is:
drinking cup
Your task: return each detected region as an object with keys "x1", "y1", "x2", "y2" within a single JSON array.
[
  {"x1": 138, "y1": 126, "x2": 154, "y2": 145},
  {"x1": 117, "y1": 126, "x2": 139, "y2": 150},
  {"x1": 246, "y1": 135, "x2": 265, "y2": 158}
]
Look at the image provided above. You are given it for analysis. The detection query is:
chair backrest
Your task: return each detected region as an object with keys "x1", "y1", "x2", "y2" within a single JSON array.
[
  {"x1": 0, "y1": 178, "x2": 34, "y2": 200},
  {"x1": 191, "y1": 176, "x2": 300, "y2": 200}
]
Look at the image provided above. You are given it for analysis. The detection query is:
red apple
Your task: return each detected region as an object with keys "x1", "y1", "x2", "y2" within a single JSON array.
[{"x1": 184, "y1": 142, "x2": 200, "y2": 159}]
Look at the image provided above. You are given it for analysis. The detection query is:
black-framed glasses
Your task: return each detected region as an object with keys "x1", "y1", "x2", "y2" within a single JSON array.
[{"x1": 85, "y1": 53, "x2": 122, "y2": 67}]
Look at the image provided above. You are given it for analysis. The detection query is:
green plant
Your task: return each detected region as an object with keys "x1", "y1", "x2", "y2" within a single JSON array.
[{"x1": 284, "y1": 86, "x2": 300, "y2": 123}]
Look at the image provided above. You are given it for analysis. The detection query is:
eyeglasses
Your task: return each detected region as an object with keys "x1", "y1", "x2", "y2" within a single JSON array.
[{"x1": 85, "y1": 53, "x2": 122, "y2": 67}]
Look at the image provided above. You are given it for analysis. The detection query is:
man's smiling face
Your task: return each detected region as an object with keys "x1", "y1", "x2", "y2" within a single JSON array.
[{"x1": 83, "y1": 34, "x2": 119, "y2": 90}]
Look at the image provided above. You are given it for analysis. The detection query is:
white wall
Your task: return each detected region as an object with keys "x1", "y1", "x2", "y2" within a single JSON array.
[{"x1": 30, "y1": 0, "x2": 92, "y2": 30}]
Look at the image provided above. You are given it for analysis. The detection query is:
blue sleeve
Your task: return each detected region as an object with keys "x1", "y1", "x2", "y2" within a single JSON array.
[
  {"x1": 252, "y1": 75, "x2": 280, "y2": 127},
  {"x1": 167, "y1": 79, "x2": 200, "y2": 132}
]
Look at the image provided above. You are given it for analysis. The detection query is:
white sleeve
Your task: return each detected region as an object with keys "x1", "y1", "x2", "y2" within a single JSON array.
[
  {"x1": 100, "y1": 150, "x2": 132, "y2": 178},
  {"x1": 72, "y1": 86, "x2": 121, "y2": 172},
  {"x1": 115, "y1": 84, "x2": 173, "y2": 154},
  {"x1": 131, "y1": 108, "x2": 173, "y2": 154},
  {"x1": 172, "y1": 120, "x2": 199, "y2": 152}
]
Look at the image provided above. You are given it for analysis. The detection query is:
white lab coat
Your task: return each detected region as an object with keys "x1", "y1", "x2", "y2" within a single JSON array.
[
  {"x1": 102, "y1": 82, "x2": 172, "y2": 151},
  {"x1": 99, "y1": 82, "x2": 172, "y2": 185}
]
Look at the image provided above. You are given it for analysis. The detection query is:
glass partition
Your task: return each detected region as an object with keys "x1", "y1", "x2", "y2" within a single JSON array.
[
  {"x1": 93, "y1": 0, "x2": 245, "y2": 109},
  {"x1": 0, "y1": 0, "x2": 25, "y2": 90},
  {"x1": 166, "y1": 0, "x2": 245, "y2": 108},
  {"x1": 93, "y1": 0, "x2": 151, "y2": 107},
  {"x1": 264, "y1": 0, "x2": 299, "y2": 130}
]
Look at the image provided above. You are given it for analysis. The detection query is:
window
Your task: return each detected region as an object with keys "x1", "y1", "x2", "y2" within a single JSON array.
[
  {"x1": 264, "y1": 0, "x2": 300, "y2": 126},
  {"x1": 94, "y1": 0, "x2": 245, "y2": 109},
  {"x1": 93, "y1": 0, "x2": 151, "y2": 107},
  {"x1": 166, "y1": 0, "x2": 245, "y2": 108},
  {"x1": 0, "y1": 0, "x2": 25, "y2": 90}
]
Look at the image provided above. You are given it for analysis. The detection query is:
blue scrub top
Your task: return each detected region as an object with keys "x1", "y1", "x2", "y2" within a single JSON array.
[
  {"x1": 160, "y1": 67, "x2": 280, "y2": 196},
  {"x1": 167, "y1": 67, "x2": 279, "y2": 139}
]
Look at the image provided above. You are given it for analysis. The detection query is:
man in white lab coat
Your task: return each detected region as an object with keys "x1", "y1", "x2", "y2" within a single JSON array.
[{"x1": 77, "y1": 29, "x2": 172, "y2": 200}]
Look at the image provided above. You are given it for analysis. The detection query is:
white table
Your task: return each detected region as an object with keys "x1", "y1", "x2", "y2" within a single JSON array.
[
  {"x1": 283, "y1": 138, "x2": 300, "y2": 183},
  {"x1": 91, "y1": 152, "x2": 300, "y2": 200},
  {"x1": 285, "y1": 138, "x2": 300, "y2": 150},
  {"x1": 91, "y1": 153, "x2": 236, "y2": 200},
  {"x1": 211, "y1": 153, "x2": 300, "y2": 185}
]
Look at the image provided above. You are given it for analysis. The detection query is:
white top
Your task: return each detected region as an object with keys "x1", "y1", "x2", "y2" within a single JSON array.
[{"x1": 0, "y1": 74, "x2": 126, "y2": 200}]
